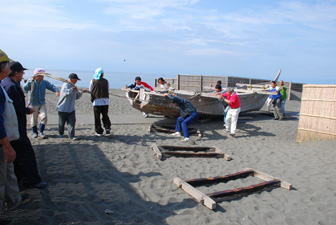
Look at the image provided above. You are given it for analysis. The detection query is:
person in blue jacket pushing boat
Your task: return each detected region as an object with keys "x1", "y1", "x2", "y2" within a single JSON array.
[{"x1": 163, "y1": 93, "x2": 199, "y2": 142}]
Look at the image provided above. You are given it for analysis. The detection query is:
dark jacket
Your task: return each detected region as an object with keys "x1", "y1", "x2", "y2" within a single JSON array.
[
  {"x1": 167, "y1": 94, "x2": 196, "y2": 118},
  {"x1": 2, "y1": 77, "x2": 30, "y2": 138},
  {"x1": 91, "y1": 78, "x2": 109, "y2": 102}
]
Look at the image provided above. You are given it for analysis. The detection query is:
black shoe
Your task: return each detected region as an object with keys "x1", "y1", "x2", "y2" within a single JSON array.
[
  {"x1": 229, "y1": 133, "x2": 236, "y2": 138},
  {"x1": 0, "y1": 219, "x2": 13, "y2": 225},
  {"x1": 273, "y1": 118, "x2": 279, "y2": 120},
  {"x1": 34, "y1": 181, "x2": 48, "y2": 189},
  {"x1": 105, "y1": 129, "x2": 111, "y2": 135}
]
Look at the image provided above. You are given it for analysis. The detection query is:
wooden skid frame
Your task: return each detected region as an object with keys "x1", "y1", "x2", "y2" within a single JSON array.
[
  {"x1": 150, "y1": 144, "x2": 231, "y2": 161},
  {"x1": 148, "y1": 123, "x2": 202, "y2": 138},
  {"x1": 174, "y1": 168, "x2": 291, "y2": 210}
]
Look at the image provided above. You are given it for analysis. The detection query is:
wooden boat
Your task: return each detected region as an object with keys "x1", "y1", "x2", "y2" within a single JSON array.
[{"x1": 124, "y1": 88, "x2": 269, "y2": 118}]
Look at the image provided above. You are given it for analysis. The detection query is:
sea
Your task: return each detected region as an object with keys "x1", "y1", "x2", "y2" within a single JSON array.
[{"x1": 22, "y1": 69, "x2": 173, "y2": 89}]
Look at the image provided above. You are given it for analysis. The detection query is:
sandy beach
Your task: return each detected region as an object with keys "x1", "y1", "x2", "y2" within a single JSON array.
[{"x1": 1, "y1": 89, "x2": 335, "y2": 225}]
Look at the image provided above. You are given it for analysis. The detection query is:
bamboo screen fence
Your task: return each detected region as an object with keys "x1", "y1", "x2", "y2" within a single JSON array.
[{"x1": 296, "y1": 85, "x2": 336, "y2": 143}]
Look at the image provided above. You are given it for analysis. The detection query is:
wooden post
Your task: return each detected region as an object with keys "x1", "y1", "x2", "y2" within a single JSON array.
[
  {"x1": 150, "y1": 144, "x2": 163, "y2": 160},
  {"x1": 288, "y1": 82, "x2": 292, "y2": 101},
  {"x1": 200, "y1": 75, "x2": 203, "y2": 92},
  {"x1": 177, "y1": 74, "x2": 180, "y2": 90}
]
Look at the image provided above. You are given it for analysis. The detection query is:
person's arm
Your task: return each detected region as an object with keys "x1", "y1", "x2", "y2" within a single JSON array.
[
  {"x1": 45, "y1": 81, "x2": 60, "y2": 96},
  {"x1": 224, "y1": 94, "x2": 236, "y2": 104},
  {"x1": 141, "y1": 82, "x2": 154, "y2": 91},
  {"x1": 126, "y1": 82, "x2": 136, "y2": 89},
  {"x1": 23, "y1": 79, "x2": 32, "y2": 91},
  {"x1": 0, "y1": 91, "x2": 16, "y2": 163},
  {"x1": 75, "y1": 86, "x2": 83, "y2": 99}
]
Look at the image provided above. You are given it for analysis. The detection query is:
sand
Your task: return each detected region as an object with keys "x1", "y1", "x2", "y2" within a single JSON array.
[{"x1": 1, "y1": 89, "x2": 336, "y2": 225}]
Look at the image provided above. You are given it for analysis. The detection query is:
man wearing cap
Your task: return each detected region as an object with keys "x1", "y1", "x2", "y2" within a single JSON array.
[
  {"x1": 219, "y1": 88, "x2": 241, "y2": 137},
  {"x1": 163, "y1": 93, "x2": 199, "y2": 142},
  {"x1": 89, "y1": 68, "x2": 111, "y2": 136},
  {"x1": 0, "y1": 50, "x2": 31, "y2": 224},
  {"x1": 57, "y1": 73, "x2": 86, "y2": 140},
  {"x1": 2, "y1": 62, "x2": 47, "y2": 189},
  {"x1": 23, "y1": 68, "x2": 60, "y2": 138}
]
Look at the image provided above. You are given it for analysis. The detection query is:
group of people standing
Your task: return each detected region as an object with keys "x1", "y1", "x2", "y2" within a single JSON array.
[{"x1": 0, "y1": 49, "x2": 113, "y2": 224}]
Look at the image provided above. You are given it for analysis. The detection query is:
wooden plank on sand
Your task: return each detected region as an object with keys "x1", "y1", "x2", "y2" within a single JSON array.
[
  {"x1": 174, "y1": 177, "x2": 216, "y2": 210},
  {"x1": 214, "y1": 147, "x2": 231, "y2": 161},
  {"x1": 150, "y1": 144, "x2": 162, "y2": 160},
  {"x1": 245, "y1": 168, "x2": 292, "y2": 190}
]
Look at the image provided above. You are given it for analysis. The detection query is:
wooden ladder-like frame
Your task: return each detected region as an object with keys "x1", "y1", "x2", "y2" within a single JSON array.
[
  {"x1": 174, "y1": 168, "x2": 292, "y2": 210},
  {"x1": 150, "y1": 144, "x2": 231, "y2": 161}
]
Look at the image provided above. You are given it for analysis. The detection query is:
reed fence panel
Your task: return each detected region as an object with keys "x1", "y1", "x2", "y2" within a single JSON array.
[{"x1": 297, "y1": 84, "x2": 336, "y2": 142}]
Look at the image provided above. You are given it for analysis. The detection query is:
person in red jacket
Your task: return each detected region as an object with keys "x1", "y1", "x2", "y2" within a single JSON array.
[
  {"x1": 219, "y1": 87, "x2": 241, "y2": 137},
  {"x1": 125, "y1": 76, "x2": 154, "y2": 91},
  {"x1": 125, "y1": 76, "x2": 154, "y2": 117}
]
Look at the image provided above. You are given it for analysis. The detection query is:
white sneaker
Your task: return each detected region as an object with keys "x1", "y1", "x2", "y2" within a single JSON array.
[
  {"x1": 181, "y1": 138, "x2": 190, "y2": 142},
  {"x1": 95, "y1": 133, "x2": 103, "y2": 137},
  {"x1": 171, "y1": 132, "x2": 181, "y2": 136},
  {"x1": 143, "y1": 112, "x2": 148, "y2": 118},
  {"x1": 33, "y1": 133, "x2": 38, "y2": 138}
]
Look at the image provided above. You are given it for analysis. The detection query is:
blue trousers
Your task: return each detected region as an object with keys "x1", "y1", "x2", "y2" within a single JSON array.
[{"x1": 175, "y1": 112, "x2": 199, "y2": 138}]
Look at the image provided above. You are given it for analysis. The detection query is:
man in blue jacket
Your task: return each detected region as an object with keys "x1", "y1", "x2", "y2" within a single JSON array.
[
  {"x1": 23, "y1": 68, "x2": 60, "y2": 138},
  {"x1": 163, "y1": 93, "x2": 199, "y2": 142},
  {"x1": 2, "y1": 62, "x2": 47, "y2": 189},
  {"x1": 263, "y1": 81, "x2": 284, "y2": 120}
]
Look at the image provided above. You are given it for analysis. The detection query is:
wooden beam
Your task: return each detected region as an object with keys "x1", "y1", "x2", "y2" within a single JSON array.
[
  {"x1": 174, "y1": 177, "x2": 216, "y2": 210},
  {"x1": 147, "y1": 124, "x2": 153, "y2": 133},
  {"x1": 197, "y1": 129, "x2": 202, "y2": 138},
  {"x1": 186, "y1": 170, "x2": 254, "y2": 187},
  {"x1": 288, "y1": 82, "x2": 292, "y2": 101},
  {"x1": 163, "y1": 151, "x2": 224, "y2": 158},
  {"x1": 207, "y1": 180, "x2": 281, "y2": 202},
  {"x1": 150, "y1": 144, "x2": 162, "y2": 160},
  {"x1": 245, "y1": 168, "x2": 292, "y2": 190},
  {"x1": 214, "y1": 147, "x2": 231, "y2": 161}
]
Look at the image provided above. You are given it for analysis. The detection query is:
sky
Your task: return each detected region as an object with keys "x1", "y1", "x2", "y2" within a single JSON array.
[{"x1": 1, "y1": 0, "x2": 336, "y2": 84}]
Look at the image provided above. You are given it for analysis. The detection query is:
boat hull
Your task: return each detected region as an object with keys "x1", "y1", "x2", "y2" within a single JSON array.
[{"x1": 124, "y1": 89, "x2": 268, "y2": 118}]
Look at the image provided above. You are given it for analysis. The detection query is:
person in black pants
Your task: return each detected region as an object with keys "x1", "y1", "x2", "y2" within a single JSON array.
[
  {"x1": 2, "y1": 62, "x2": 47, "y2": 189},
  {"x1": 89, "y1": 68, "x2": 111, "y2": 136}
]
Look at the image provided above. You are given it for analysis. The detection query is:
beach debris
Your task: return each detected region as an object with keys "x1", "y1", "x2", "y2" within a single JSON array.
[
  {"x1": 148, "y1": 123, "x2": 202, "y2": 138},
  {"x1": 174, "y1": 168, "x2": 292, "y2": 210},
  {"x1": 104, "y1": 209, "x2": 114, "y2": 215},
  {"x1": 150, "y1": 144, "x2": 231, "y2": 161}
]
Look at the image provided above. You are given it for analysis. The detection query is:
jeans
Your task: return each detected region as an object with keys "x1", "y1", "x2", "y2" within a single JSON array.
[
  {"x1": 58, "y1": 111, "x2": 76, "y2": 138},
  {"x1": 280, "y1": 98, "x2": 286, "y2": 115},
  {"x1": 175, "y1": 112, "x2": 199, "y2": 138},
  {"x1": 273, "y1": 98, "x2": 284, "y2": 119}
]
